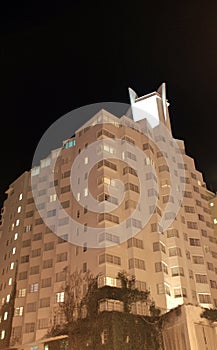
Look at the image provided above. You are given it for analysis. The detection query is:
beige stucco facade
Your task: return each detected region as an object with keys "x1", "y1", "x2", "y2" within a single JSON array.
[{"x1": 0, "y1": 85, "x2": 217, "y2": 349}]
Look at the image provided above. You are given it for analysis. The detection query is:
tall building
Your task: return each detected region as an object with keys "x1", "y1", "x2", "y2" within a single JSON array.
[{"x1": 0, "y1": 84, "x2": 217, "y2": 350}]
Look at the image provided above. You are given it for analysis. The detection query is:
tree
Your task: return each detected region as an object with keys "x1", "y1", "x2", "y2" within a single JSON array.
[
  {"x1": 201, "y1": 308, "x2": 217, "y2": 322},
  {"x1": 58, "y1": 267, "x2": 94, "y2": 350}
]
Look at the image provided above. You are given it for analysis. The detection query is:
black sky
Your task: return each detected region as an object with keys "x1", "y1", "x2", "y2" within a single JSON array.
[{"x1": 0, "y1": 0, "x2": 217, "y2": 208}]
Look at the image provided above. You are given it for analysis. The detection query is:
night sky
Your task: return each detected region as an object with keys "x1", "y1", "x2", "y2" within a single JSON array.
[{"x1": 0, "y1": 1, "x2": 217, "y2": 208}]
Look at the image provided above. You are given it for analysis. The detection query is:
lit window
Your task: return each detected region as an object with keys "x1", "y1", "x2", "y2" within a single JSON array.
[
  {"x1": 19, "y1": 193, "x2": 23, "y2": 200},
  {"x1": 84, "y1": 188, "x2": 88, "y2": 197},
  {"x1": 77, "y1": 193, "x2": 80, "y2": 201},
  {"x1": 29, "y1": 283, "x2": 39, "y2": 293},
  {"x1": 12, "y1": 247, "x2": 16, "y2": 255},
  {"x1": 15, "y1": 307, "x2": 24, "y2": 316},
  {"x1": 14, "y1": 233, "x2": 18, "y2": 240},
  {"x1": 210, "y1": 202, "x2": 214, "y2": 207},
  {"x1": 10, "y1": 262, "x2": 14, "y2": 270},
  {"x1": 18, "y1": 288, "x2": 26, "y2": 297},
  {"x1": 3, "y1": 312, "x2": 8, "y2": 320},
  {"x1": 49, "y1": 194, "x2": 57, "y2": 202},
  {"x1": 6, "y1": 295, "x2": 10, "y2": 303},
  {"x1": 15, "y1": 219, "x2": 20, "y2": 227},
  {"x1": 8, "y1": 278, "x2": 12, "y2": 286},
  {"x1": 84, "y1": 157, "x2": 88, "y2": 165},
  {"x1": 1, "y1": 330, "x2": 5, "y2": 340},
  {"x1": 11, "y1": 223, "x2": 14, "y2": 231},
  {"x1": 214, "y1": 218, "x2": 217, "y2": 225},
  {"x1": 17, "y1": 206, "x2": 22, "y2": 213},
  {"x1": 56, "y1": 292, "x2": 64, "y2": 303}
]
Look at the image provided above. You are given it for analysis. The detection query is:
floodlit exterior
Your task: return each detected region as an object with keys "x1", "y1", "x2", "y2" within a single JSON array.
[
  {"x1": 0, "y1": 84, "x2": 217, "y2": 349},
  {"x1": 208, "y1": 192, "x2": 217, "y2": 236}
]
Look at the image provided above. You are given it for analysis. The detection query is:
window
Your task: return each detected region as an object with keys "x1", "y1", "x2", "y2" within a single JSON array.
[
  {"x1": 83, "y1": 242, "x2": 87, "y2": 252},
  {"x1": 64, "y1": 139, "x2": 76, "y2": 149},
  {"x1": 10, "y1": 262, "x2": 15, "y2": 270},
  {"x1": 60, "y1": 185, "x2": 70, "y2": 194},
  {"x1": 198, "y1": 294, "x2": 211, "y2": 304},
  {"x1": 98, "y1": 193, "x2": 118, "y2": 205},
  {"x1": 32, "y1": 248, "x2": 41, "y2": 257},
  {"x1": 33, "y1": 232, "x2": 42, "y2": 241},
  {"x1": 153, "y1": 242, "x2": 166, "y2": 254},
  {"x1": 56, "y1": 271, "x2": 66, "y2": 282},
  {"x1": 187, "y1": 222, "x2": 198, "y2": 230},
  {"x1": 47, "y1": 209, "x2": 56, "y2": 217},
  {"x1": 183, "y1": 191, "x2": 192, "y2": 198},
  {"x1": 1, "y1": 330, "x2": 5, "y2": 340},
  {"x1": 125, "y1": 183, "x2": 139, "y2": 193},
  {"x1": 29, "y1": 283, "x2": 39, "y2": 293},
  {"x1": 98, "y1": 232, "x2": 120, "y2": 244},
  {"x1": 8, "y1": 277, "x2": 12, "y2": 285},
  {"x1": 39, "y1": 297, "x2": 50, "y2": 308},
  {"x1": 24, "y1": 323, "x2": 35, "y2": 333},
  {"x1": 127, "y1": 237, "x2": 144, "y2": 249},
  {"x1": 166, "y1": 228, "x2": 179, "y2": 238},
  {"x1": 43, "y1": 259, "x2": 53, "y2": 268},
  {"x1": 18, "y1": 271, "x2": 28, "y2": 280},
  {"x1": 38, "y1": 318, "x2": 49, "y2": 329},
  {"x1": 98, "y1": 159, "x2": 117, "y2": 172},
  {"x1": 189, "y1": 238, "x2": 201, "y2": 246},
  {"x1": 30, "y1": 265, "x2": 40, "y2": 275},
  {"x1": 195, "y1": 274, "x2": 208, "y2": 283},
  {"x1": 27, "y1": 302, "x2": 37, "y2": 312},
  {"x1": 44, "y1": 242, "x2": 54, "y2": 251},
  {"x1": 171, "y1": 266, "x2": 184, "y2": 277},
  {"x1": 41, "y1": 277, "x2": 52, "y2": 288},
  {"x1": 83, "y1": 262, "x2": 87, "y2": 273},
  {"x1": 84, "y1": 188, "x2": 88, "y2": 197},
  {"x1": 6, "y1": 294, "x2": 10, "y2": 303},
  {"x1": 122, "y1": 150, "x2": 137, "y2": 161},
  {"x1": 22, "y1": 239, "x2": 31, "y2": 247},
  {"x1": 20, "y1": 255, "x2": 29, "y2": 264},
  {"x1": 17, "y1": 288, "x2": 26, "y2": 297},
  {"x1": 184, "y1": 206, "x2": 195, "y2": 213},
  {"x1": 192, "y1": 256, "x2": 204, "y2": 264},
  {"x1": 24, "y1": 224, "x2": 32, "y2": 232},
  {"x1": 174, "y1": 287, "x2": 187, "y2": 298},
  {"x1": 169, "y1": 247, "x2": 182, "y2": 257},
  {"x1": 207, "y1": 262, "x2": 214, "y2": 271},
  {"x1": 56, "y1": 292, "x2": 64, "y2": 303},
  {"x1": 61, "y1": 200, "x2": 70, "y2": 208},
  {"x1": 98, "y1": 213, "x2": 119, "y2": 224},
  {"x1": 14, "y1": 233, "x2": 18, "y2": 240},
  {"x1": 49, "y1": 194, "x2": 57, "y2": 202},
  {"x1": 56, "y1": 252, "x2": 67, "y2": 262},
  {"x1": 12, "y1": 247, "x2": 16, "y2": 255},
  {"x1": 15, "y1": 306, "x2": 24, "y2": 316},
  {"x1": 25, "y1": 210, "x2": 34, "y2": 218},
  {"x1": 159, "y1": 165, "x2": 169, "y2": 172},
  {"x1": 99, "y1": 253, "x2": 121, "y2": 266},
  {"x1": 210, "y1": 280, "x2": 217, "y2": 289},
  {"x1": 128, "y1": 258, "x2": 145, "y2": 270},
  {"x1": 3, "y1": 312, "x2": 8, "y2": 320},
  {"x1": 59, "y1": 217, "x2": 69, "y2": 226},
  {"x1": 157, "y1": 283, "x2": 170, "y2": 295},
  {"x1": 123, "y1": 166, "x2": 137, "y2": 177},
  {"x1": 97, "y1": 129, "x2": 115, "y2": 139},
  {"x1": 155, "y1": 262, "x2": 168, "y2": 274},
  {"x1": 17, "y1": 206, "x2": 22, "y2": 213}
]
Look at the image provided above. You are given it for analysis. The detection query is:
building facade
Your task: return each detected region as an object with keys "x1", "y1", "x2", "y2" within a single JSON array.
[{"x1": 0, "y1": 84, "x2": 217, "y2": 349}]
